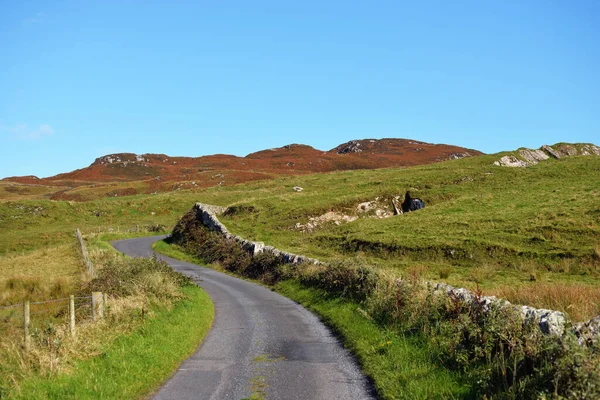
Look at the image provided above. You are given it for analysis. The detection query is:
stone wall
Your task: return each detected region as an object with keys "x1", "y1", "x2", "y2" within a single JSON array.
[{"x1": 189, "y1": 202, "x2": 600, "y2": 345}]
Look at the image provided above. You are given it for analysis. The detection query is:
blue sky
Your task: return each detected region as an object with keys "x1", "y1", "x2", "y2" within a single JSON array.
[{"x1": 1, "y1": 1, "x2": 598, "y2": 178}]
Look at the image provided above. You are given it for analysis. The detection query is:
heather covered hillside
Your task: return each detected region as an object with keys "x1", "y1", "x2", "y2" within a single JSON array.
[{"x1": 1, "y1": 138, "x2": 482, "y2": 201}]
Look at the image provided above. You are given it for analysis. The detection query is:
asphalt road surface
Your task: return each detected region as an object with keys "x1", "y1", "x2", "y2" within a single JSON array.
[{"x1": 113, "y1": 236, "x2": 377, "y2": 400}]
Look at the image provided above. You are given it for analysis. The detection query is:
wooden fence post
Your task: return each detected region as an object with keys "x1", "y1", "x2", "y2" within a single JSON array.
[
  {"x1": 92, "y1": 292, "x2": 104, "y2": 321},
  {"x1": 103, "y1": 293, "x2": 108, "y2": 316},
  {"x1": 23, "y1": 301, "x2": 30, "y2": 351},
  {"x1": 69, "y1": 295, "x2": 75, "y2": 336},
  {"x1": 75, "y1": 228, "x2": 94, "y2": 275}
]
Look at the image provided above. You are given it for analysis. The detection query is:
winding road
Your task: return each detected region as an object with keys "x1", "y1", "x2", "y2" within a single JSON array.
[{"x1": 113, "y1": 236, "x2": 376, "y2": 400}]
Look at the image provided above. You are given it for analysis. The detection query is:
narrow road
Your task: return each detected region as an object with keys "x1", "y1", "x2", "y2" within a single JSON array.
[{"x1": 113, "y1": 236, "x2": 376, "y2": 400}]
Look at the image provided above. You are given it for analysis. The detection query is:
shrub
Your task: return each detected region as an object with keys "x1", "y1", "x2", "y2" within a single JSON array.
[
  {"x1": 85, "y1": 255, "x2": 190, "y2": 299},
  {"x1": 298, "y1": 260, "x2": 379, "y2": 301}
]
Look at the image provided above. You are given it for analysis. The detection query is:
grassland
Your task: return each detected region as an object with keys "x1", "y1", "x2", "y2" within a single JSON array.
[
  {"x1": 1, "y1": 146, "x2": 598, "y2": 398},
  {"x1": 214, "y1": 152, "x2": 600, "y2": 321},
  {"x1": 2, "y1": 150, "x2": 599, "y2": 320}
]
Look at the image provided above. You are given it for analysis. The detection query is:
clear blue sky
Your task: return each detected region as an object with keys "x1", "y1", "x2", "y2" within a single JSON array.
[{"x1": 1, "y1": 1, "x2": 598, "y2": 178}]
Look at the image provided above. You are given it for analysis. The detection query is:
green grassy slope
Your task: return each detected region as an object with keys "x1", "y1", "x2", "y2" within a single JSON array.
[
  {"x1": 213, "y1": 153, "x2": 600, "y2": 320},
  {"x1": 2, "y1": 150, "x2": 599, "y2": 319}
]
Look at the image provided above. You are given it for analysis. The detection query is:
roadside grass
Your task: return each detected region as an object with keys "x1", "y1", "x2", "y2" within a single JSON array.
[
  {"x1": 0, "y1": 232, "x2": 215, "y2": 399},
  {"x1": 153, "y1": 240, "x2": 201, "y2": 262},
  {"x1": 7, "y1": 285, "x2": 213, "y2": 400},
  {"x1": 154, "y1": 240, "x2": 473, "y2": 399},
  {"x1": 275, "y1": 280, "x2": 472, "y2": 399}
]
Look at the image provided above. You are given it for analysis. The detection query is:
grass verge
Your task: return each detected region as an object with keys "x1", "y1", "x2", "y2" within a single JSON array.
[
  {"x1": 6, "y1": 285, "x2": 214, "y2": 399},
  {"x1": 275, "y1": 280, "x2": 472, "y2": 399}
]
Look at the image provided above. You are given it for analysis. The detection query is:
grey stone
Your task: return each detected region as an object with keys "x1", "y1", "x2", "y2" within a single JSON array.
[
  {"x1": 519, "y1": 149, "x2": 549, "y2": 164},
  {"x1": 494, "y1": 155, "x2": 529, "y2": 168},
  {"x1": 581, "y1": 144, "x2": 600, "y2": 156},
  {"x1": 573, "y1": 315, "x2": 600, "y2": 346},
  {"x1": 541, "y1": 145, "x2": 562, "y2": 159}
]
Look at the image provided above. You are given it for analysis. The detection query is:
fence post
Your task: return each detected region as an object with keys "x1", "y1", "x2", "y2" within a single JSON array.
[
  {"x1": 75, "y1": 228, "x2": 94, "y2": 275},
  {"x1": 92, "y1": 292, "x2": 104, "y2": 321},
  {"x1": 23, "y1": 301, "x2": 30, "y2": 351},
  {"x1": 103, "y1": 293, "x2": 108, "y2": 316},
  {"x1": 69, "y1": 295, "x2": 76, "y2": 336}
]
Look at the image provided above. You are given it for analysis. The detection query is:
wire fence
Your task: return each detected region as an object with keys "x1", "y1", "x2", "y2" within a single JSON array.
[{"x1": 0, "y1": 292, "x2": 106, "y2": 350}]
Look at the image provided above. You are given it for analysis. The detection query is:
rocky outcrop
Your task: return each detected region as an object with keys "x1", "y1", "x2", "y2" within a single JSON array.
[
  {"x1": 449, "y1": 152, "x2": 471, "y2": 160},
  {"x1": 581, "y1": 144, "x2": 600, "y2": 156},
  {"x1": 188, "y1": 202, "x2": 599, "y2": 342},
  {"x1": 334, "y1": 140, "x2": 364, "y2": 154},
  {"x1": 494, "y1": 143, "x2": 600, "y2": 168},
  {"x1": 518, "y1": 149, "x2": 549, "y2": 164},
  {"x1": 494, "y1": 155, "x2": 530, "y2": 168}
]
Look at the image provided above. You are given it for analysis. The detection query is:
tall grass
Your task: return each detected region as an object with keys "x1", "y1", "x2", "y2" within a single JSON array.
[{"x1": 487, "y1": 283, "x2": 600, "y2": 322}]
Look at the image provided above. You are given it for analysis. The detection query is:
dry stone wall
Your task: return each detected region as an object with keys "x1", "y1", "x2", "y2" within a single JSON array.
[{"x1": 190, "y1": 202, "x2": 599, "y2": 345}]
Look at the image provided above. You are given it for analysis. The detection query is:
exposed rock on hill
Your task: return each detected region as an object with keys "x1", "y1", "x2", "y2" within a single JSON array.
[
  {"x1": 494, "y1": 156, "x2": 531, "y2": 168},
  {"x1": 494, "y1": 143, "x2": 600, "y2": 168}
]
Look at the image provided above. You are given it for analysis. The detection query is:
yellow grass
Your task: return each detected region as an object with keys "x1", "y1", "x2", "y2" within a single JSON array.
[
  {"x1": 0, "y1": 182, "x2": 66, "y2": 201},
  {"x1": 486, "y1": 283, "x2": 600, "y2": 322},
  {"x1": 0, "y1": 244, "x2": 82, "y2": 305}
]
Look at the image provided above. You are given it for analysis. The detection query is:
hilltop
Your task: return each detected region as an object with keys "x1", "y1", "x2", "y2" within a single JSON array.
[{"x1": 1, "y1": 138, "x2": 481, "y2": 201}]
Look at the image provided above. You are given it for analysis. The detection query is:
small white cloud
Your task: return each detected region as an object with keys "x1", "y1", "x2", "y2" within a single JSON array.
[
  {"x1": 0, "y1": 123, "x2": 55, "y2": 140},
  {"x1": 22, "y1": 12, "x2": 46, "y2": 27},
  {"x1": 32, "y1": 124, "x2": 54, "y2": 138}
]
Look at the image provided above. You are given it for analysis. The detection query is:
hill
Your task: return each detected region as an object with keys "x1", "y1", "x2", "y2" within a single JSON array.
[{"x1": 1, "y1": 138, "x2": 481, "y2": 201}]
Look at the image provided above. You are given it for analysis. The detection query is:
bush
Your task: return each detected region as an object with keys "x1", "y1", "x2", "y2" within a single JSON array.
[
  {"x1": 298, "y1": 260, "x2": 379, "y2": 301},
  {"x1": 85, "y1": 255, "x2": 191, "y2": 299}
]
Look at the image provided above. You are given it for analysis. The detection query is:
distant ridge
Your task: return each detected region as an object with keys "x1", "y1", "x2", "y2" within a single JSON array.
[{"x1": 2, "y1": 138, "x2": 482, "y2": 200}]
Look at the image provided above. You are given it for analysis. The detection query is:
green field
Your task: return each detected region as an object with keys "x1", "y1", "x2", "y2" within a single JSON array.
[
  {"x1": 215, "y1": 152, "x2": 600, "y2": 321},
  {"x1": 1, "y1": 147, "x2": 599, "y2": 398},
  {"x1": 2, "y1": 150, "x2": 599, "y2": 320}
]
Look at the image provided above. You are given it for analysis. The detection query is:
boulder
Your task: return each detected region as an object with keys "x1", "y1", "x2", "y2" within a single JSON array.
[{"x1": 581, "y1": 144, "x2": 600, "y2": 156}]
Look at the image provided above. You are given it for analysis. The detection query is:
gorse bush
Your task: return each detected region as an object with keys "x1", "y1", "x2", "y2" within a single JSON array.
[{"x1": 170, "y1": 208, "x2": 600, "y2": 399}]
